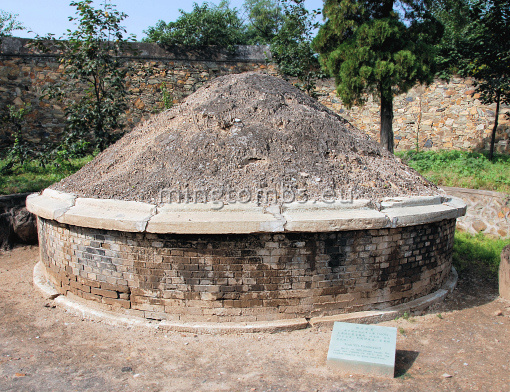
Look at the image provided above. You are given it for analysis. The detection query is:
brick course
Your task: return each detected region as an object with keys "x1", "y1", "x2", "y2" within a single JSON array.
[{"x1": 37, "y1": 217, "x2": 456, "y2": 322}]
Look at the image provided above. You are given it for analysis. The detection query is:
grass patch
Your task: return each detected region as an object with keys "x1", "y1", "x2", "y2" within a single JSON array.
[
  {"x1": 396, "y1": 150, "x2": 510, "y2": 193},
  {"x1": 453, "y1": 231, "x2": 510, "y2": 279},
  {"x1": 0, "y1": 156, "x2": 94, "y2": 195}
]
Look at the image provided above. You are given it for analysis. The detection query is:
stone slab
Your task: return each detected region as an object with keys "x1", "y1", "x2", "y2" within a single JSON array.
[
  {"x1": 327, "y1": 322, "x2": 397, "y2": 378},
  {"x1": 27, "y1": 190, "x2": 466, "y2": 234},
  {"x1": 284, "y1": 209, "x2": 390, "y2": 232},
  {"x1": 380, "y1": 195, "x2": 444, "y2": 209},
  {"x1": 383, "y1": 203, "x2": 464, "y2": 228},
  {"x1": 146, "y1": 203, "x2": 285, "y2": 234},
  {"x1": 26, "y1": 189, "x2": 76, "y2": 220},
  {"x1": 57, "y1": 198, "x2": 156, "y2": 232}
]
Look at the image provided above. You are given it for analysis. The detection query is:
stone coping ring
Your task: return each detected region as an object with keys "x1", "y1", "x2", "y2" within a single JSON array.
[{"x1": 27, "y1": 189, "x2": 467, "y2": 235}]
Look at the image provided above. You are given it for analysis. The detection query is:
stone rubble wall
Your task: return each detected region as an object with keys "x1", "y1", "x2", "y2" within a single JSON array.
[
  {"x1": 1, "y1": 37, "x2": 509, "y2": 153},
  {"x1": 38, "y1": 217, "x2": 456, "y2": 322},
  {"x1": 443, "y1": 187, "x2": 510, "y2": 238},
  {"x1": 0, "y1": 37, "x2": 276, "y2": 150},
  {"x1": 0, "y1": 192, "x2": 38, "y2": 249},
  {"x1": 316, "y1": 79, "x2": 510, "y2": 153}
]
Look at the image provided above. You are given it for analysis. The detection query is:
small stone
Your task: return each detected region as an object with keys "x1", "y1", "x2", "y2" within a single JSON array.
[
  {"x1": 442, "y1": 373, "x2": 452, "y2": 378},
  {"x1": 121, "y1": 367, "x2": 133, "y2": 372},
  {"x1": 494, "y1": 310, "x2": 503, "y2": 316}
]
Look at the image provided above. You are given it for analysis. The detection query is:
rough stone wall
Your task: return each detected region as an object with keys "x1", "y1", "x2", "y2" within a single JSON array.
[
  {"x1": 0, "y1": 193, "x2": 37, "y2": 249},
  {"x1": 1, "y1": 37, "x2": 509, "y2": 153},
  {"x1": 444, "y1": 187, "x2": 510, "y2": 238},
  {"x1": 317, "y1": 79, "x2": 510, "y2": 153},
  {"x1": 0, "y1": 37, "x2": 275, "y2": 149},
  {"x1": 38, "y1": 217, "x2": 456, "y2": 322}
]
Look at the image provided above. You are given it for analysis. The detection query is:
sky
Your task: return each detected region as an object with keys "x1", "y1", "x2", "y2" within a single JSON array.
[{"x1": 2, "y1": 0, "x2": 325, "y2": 41}]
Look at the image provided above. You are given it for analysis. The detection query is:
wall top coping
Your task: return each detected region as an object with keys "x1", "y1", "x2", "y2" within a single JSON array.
[
  {"x1": 26, "y1": 189, "x2": 466, "y2": 234},
  {"x1": 442, "y1": 186, "x2": 510, "y2": 198},
  {"x1": 0, "y1": 37, "x2": 271, "y2": 62}
]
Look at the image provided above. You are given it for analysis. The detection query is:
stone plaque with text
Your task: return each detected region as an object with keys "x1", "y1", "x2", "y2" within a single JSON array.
[{"x1": 327, "y1": 322, "x2": 397, "y2": 378}]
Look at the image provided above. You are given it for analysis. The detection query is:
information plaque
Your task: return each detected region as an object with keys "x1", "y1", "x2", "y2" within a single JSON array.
[{"x1": 327, "y1": 322, "x2": 397, "y2": 378}]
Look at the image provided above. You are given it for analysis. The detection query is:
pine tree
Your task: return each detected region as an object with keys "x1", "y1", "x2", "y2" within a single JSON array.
[
  {"x1": 459, "y1": 0, "x2": 509, "y2": 161},
  {"x1": 313, "y1": 0, "x2": 442, "y2": 153}
]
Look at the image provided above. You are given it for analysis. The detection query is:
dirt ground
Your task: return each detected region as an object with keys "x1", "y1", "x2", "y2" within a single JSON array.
[{"x1": 0, "y1": 246, "x2": 508, "y2": 392}]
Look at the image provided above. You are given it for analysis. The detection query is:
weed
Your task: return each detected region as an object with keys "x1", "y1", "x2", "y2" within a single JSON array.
[
  {"x1": 161, "y1": 82, "x2": 173, "y2": 110},
  {"x1": 436, "y1": 313, "x2": 443, "y2": 319},
  {"x1": 396, "y1": 150, "x2": 510, "y2": 194},
  {"x1": 453, "y1": 231, "x2": 510, "y2": 279},
  {"x1": 0, "y1": 155, "x2": 93, "y2": 195}
]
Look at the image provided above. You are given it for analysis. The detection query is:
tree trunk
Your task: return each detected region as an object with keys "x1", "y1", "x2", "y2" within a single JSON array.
[
  {"x1": 380, "y1": 87, "x2": 394, "y2": 153},
  {"x1": 489, "y1": 91, "x2": 500, "y2": 161}
]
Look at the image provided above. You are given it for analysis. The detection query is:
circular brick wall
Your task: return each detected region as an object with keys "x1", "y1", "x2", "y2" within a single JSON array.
[{"x1": 37, "y1": 216, "x2": 457, "y2": 323}]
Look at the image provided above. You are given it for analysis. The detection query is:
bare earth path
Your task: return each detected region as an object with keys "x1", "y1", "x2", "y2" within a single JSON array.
[{"x1": 0, "y1": 246, "x2": 509, "y2": 392}]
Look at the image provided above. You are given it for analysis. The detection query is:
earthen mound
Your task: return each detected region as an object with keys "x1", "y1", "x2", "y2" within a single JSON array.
[{"x1": 51, "y1": 72, "x2": 439, "y2": 205}]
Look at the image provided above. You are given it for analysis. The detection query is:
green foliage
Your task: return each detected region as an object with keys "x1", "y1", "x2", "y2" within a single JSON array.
[
  {"x1": 460, "y1": 0, "x2": 510, "y2": 160},
  {"x1": 0, "y1": 155, "x2": 94, "y2": 195},
  {"x1": 270, "y1": 0, "x2": 324, "y2": 96},
  {"x1": 453, "y1": 231, "x2": 510, "y2": 279},
  {"x1": 431, "y1": 0, "x2": 472, "y2": 79},
  {"x1": 396, "y1": 150, "x2": 510, "y2": 193},
  {"x1": 313, "y1": 0, "x2": 442, "y2": 152},
  {"x1": 143, "y1": 2, "x2": 246, "y2": 53},
  {"x1": 243, "y1": 0, "x2": 283, "y2": 44},
  {"x1": 434, "y1": 0, "x2": 510, "y2": 160},
  {"x1": 160, "y1": 82, "x2": 173, "y2": 110},
  {"x1": 0, "y1": 103, "x2": 39, "y2": 175},
  {"x1": 0, "y1": 9, "x2": 24, "y2": 41},
  {"x1": 33, "y1": 0, "x2": 135, "y2": 154}
]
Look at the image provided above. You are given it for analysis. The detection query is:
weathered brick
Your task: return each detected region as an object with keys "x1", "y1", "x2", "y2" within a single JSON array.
[
  {"x1": 100, "y1": 281, "x2": 130, "y2": 293},
  {"x1": 91, "y1": 287, "x2": 118, "y2": 298},
  {"x1": 102, "y1": 297, "x2": 131, "y2": 309},
  {"x1": 38, "y1": 216, "x2": 456, "y2": 322}
]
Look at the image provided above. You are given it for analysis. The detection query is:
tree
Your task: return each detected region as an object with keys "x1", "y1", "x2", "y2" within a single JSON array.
[
  {"x1": 313, "y1": 1, "x2": 443, "y2": 153},
  {"x1": 431, "y1": 0, "x2": 472, "y2": 79},
  {"x1": 34, "y1": 0, "x2": 135, "y2": 153},
  {"x1": 451, "y1": 0, "x2": 509, "y2": 161},
  {"x1": 143, "y1": 1, "x2": 247, "y2": 53},
  {"x1": 243, "y1": 0, "x2": 283, "y2": 44},
  {"x1": 0, "y1": 9, "x2": 24, "y2": 43},
  {"x1": 271, "y1": 0, "x2": 323, "y2": 96}
]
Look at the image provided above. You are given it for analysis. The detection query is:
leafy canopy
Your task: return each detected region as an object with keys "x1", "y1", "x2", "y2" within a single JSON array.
[
  {"x1": 144, "y1": 1, "x2": 246, "y2": 52},
  {"x1": 459, "y1": 0, "x2": 510, "y2": 106},
  {"x1": 243, "y1": 0, "x2": 283, "y2": 44},
  {"x1": 0, "y1": 9, "x2": 24, "y2": 39},
  {"x1": 313, "y1": 0, "x2": 442, "y2": 152},
  {"x1": 33, "y1": 0, "x2": 135, "y2": 154},
  {"x1": 270, "y1": 0, "x2": 323, "y2": 95},
  {"x1": 313, "y1": 0, "x2": 442, "y2": 107}
]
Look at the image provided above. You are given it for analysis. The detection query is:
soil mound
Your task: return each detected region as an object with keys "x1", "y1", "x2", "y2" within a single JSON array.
[{"x1": 51, "y1": 72, "x2": 439, "y2": 205}]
